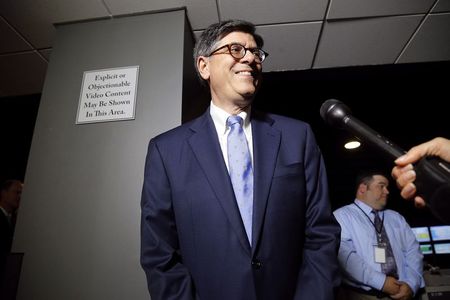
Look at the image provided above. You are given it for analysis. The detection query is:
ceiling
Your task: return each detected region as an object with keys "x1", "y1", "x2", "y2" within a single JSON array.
[{"x1": 1, "y1": 0, "x2": 450, "y2": 97}]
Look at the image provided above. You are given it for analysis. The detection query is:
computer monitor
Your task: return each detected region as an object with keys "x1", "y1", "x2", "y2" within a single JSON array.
[
  {"x1": 411, "y1": 226, "x2": 431, "y2": 242},
  {"x1": 430, "y1": 225, "x2": 450, "y2": 241},
  {"x1": 419, "y1": 244, "x2": 433, "y2": 255},
  {"x1": 434, "y1": 243, "x2": 450, "y2": 254}
]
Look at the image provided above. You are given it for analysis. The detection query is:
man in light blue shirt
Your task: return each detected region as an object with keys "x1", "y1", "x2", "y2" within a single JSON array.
[{"x1": 334, "y1": 171, "x2": 424, "y2": 300}]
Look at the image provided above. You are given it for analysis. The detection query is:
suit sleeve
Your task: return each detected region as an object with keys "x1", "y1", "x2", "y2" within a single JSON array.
[
  {"x1": 140, "y1": 139, "x2": 197, "y2": 300},
  {"x1": 294, "y1": 125, "x2": 342, "y2": 299}
]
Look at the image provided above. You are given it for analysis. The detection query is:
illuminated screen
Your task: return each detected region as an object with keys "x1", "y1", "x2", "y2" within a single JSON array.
[
  {"x1": 411, "y1": 227, "x2": 431, "y2": 242},
  {"x1": 430, "y1": 225, "x2": 450, "y2": 241},
  {"x1": 434, "y1": 243, "x2": 450, "y2": 254},
  {"x1": 419, "y1": 244, "x2": 433, "y2": 255}
]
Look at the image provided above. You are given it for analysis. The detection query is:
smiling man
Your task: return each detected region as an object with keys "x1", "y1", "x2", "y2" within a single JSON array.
[
  {"x1": 334, "y1": 171, "x2": 424, "y2": 300},
  {"x1": 140, "y1": 19, "x2": 340, "y2": 300}
]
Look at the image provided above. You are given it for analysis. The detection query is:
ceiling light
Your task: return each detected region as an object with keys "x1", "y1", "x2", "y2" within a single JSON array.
[{"x1": 344, "y1": 140, "x2": 361, "y2": 150}]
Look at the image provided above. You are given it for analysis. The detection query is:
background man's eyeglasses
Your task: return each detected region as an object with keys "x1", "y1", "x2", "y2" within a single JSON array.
[{"x1": 209, "y1": 43, "x2": 269, "y2": 63}]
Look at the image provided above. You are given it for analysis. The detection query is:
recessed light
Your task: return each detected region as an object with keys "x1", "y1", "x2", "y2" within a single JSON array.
[{"x1": 344, "y1": 141, "x2": 361, "y2": 149}]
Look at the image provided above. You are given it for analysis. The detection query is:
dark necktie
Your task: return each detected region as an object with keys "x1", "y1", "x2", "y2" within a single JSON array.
[
  {"x1": 373, "y1": 210, "x2": 398, "y2": 278},
  {"x1": 227, "y1": 115, "x2": 253, "y2": 245}
]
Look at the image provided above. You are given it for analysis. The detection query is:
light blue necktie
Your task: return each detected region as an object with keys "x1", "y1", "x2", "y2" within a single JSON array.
[{"x1": 227, "y1": 115, "x2": 253, "y2": 244}]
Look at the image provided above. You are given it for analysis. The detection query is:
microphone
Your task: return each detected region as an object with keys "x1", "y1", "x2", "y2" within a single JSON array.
[
  {"x1": 320, "y1": 99, "x2": 405, "y2": 159},
  {"x1": 320, "y1": 99, "x2": 450, "y2": 223}
]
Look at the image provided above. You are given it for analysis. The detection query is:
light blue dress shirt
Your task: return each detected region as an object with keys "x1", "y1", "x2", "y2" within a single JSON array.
[{"x1": 333, "y1": 199, "x2": 425, "y2": 294}]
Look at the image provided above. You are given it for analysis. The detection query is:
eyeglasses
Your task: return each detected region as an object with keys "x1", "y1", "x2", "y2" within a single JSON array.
[{"x1": 208, "y1": 43, "x2": 269, "y2": 63}]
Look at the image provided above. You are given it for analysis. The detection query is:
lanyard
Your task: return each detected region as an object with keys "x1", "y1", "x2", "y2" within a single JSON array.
[{"x1": 353, "y1": 202, "x2": 385, "y2": 237}]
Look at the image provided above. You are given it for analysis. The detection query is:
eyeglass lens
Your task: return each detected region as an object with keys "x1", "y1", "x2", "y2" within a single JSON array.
[{"x1": 230, "y1": 44, "x2": 265, "y2": 62}]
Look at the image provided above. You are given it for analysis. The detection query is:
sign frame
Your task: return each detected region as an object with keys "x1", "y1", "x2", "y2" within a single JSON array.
[{"x1": 76, "y1": 66, "x2": 139, "y2": 124}]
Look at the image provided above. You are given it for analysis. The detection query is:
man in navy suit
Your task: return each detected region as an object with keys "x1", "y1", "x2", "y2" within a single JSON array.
[{"x1": 140, "y1": 19, "x2": 340, "y2": 300}]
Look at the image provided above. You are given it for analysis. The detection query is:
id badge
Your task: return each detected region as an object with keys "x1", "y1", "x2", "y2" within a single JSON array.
[{"x1": 374, "y1": 244, "x2": 386, "y2": 263}]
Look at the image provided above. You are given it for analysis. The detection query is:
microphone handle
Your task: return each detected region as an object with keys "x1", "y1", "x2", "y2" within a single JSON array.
[
  {"x1": 343, "y1": 116, "x2": 405, "y2": 158},
  {"x1": 415, "y1": 156, "x2": 450, "y2": 223}
]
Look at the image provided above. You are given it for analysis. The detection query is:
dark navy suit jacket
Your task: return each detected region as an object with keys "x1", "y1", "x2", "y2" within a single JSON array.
[
  {"x1": 141, "y1": 108, "x2": 341, "y2": 300},
  {"x1": 0, "y1": 210, "x2": 13, "y2": 279}
]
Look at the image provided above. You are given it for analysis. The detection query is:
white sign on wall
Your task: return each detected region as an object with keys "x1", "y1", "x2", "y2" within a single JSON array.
[{"x1": 76, "y1": 66, "x2": 139, "y2": 124}]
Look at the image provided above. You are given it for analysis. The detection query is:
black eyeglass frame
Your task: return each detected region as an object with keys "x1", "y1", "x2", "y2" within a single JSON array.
[{"x1": 208, "y1": 43, "x2": 269, "y2": 63}]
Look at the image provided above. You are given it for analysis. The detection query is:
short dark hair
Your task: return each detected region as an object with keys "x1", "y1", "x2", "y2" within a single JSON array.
[
  {"x1": 1, "y1": 180, "x2": 19, "y2": 192},
  {"x1": 193, "y1": 19, "x2": 264, "y2": 84},
  {"x1": 355, "y1": 170, "x2": 388, "y2": 191}
]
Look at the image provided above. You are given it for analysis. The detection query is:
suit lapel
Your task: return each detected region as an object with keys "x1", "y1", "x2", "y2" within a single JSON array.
[
  {"x1": 251, "y1": 113, "x2": 280, "y2": 253},
  {"x1": 188, "y1": 111, "x2": 251, "y2": 253}
]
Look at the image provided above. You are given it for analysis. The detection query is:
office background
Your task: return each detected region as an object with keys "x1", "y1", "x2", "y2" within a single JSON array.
[{"x1": 0, "y1": 1, "x2": 449, "y2": 299}]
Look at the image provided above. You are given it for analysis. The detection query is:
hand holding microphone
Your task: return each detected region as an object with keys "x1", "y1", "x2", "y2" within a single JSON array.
[
  {"x1": 392, "y1": 137, "x2": 450, "y2": 208},
  {"x1": 320, "y1": 99, "x2": 450, "y2": 222}
]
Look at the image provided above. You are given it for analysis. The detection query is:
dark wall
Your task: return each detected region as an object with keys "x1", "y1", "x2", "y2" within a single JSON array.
[{"x1": 0, "y1": 94, "x2": 40, "y2": 183}]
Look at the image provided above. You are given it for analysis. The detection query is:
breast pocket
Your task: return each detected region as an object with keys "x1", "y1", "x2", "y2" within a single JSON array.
[
  {"x1": 269, "y1": 162, "x2": 306, "y2": 220},
  {"x1": 273, "y1": 162, "x2": 303, "y2": 178}
]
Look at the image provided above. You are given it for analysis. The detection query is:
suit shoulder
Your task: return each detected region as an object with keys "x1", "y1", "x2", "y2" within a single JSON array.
[
  {"x1": 267, "y1": 113, "x2": 309, "y2": 127},
  {"x1": 260, "y1": 112, "x2": 312, "y2": 135},
  {"x1": 150, "y1": 115, "x2": 201, "y2": 144},
  {"x1": 154, "y1": 122, "x2": 191, "y2": 140}
]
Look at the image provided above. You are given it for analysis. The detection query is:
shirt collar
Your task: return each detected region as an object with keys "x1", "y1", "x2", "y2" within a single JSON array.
[
  {"x1": 209, "y1": 101, "x2": 251, "y2": 134},
  {"x1": 354, "y1": 199, "x2": 377, "y2": 215}
]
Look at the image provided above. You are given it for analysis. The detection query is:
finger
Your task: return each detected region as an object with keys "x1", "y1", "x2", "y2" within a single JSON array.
[
  {"x1": 414, "y1": 196, "x2": 426, "y2": 207},
  {"x1": 390, "y1": 293, "x2": 402, "y2": 299},
  {"x1": 396, "y1": 137, "x2": 447, "y2": 165},
  {"x1": 400, "y1": 182, "x2": 417, "y2": 199},
  {"x1": 392, "y1": 166, "x2": 400, "y2": 179},
  {"x1": 392, "y1": 164, "x2": 413, "y2": 179},
  {"x1": 396, "y1": 170, "x2": 416, "y2": 189},
  {"x1": 395, "y1": 143, "x2": 432, "y2": 166}
]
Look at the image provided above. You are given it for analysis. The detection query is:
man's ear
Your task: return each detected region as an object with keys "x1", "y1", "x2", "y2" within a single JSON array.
[
  {"x1": 358, "y1": 183, "x2": 367, "y2": 195},
  {"x1": 197, "y1": 56, "x2": 210, "y2": 81}
]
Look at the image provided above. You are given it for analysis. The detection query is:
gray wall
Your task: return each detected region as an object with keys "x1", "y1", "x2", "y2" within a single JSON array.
[{"x1": 12, "y1": 10, "x2": 192, "y2": 299}]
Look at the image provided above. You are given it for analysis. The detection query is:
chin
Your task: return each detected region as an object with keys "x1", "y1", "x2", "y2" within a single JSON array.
[
  {"x1": 240, "y1": 90, "x2": 256, "y2": 100},
  {"x1": 241, "y1": 85, "x2": 258, "y2": 95}
]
